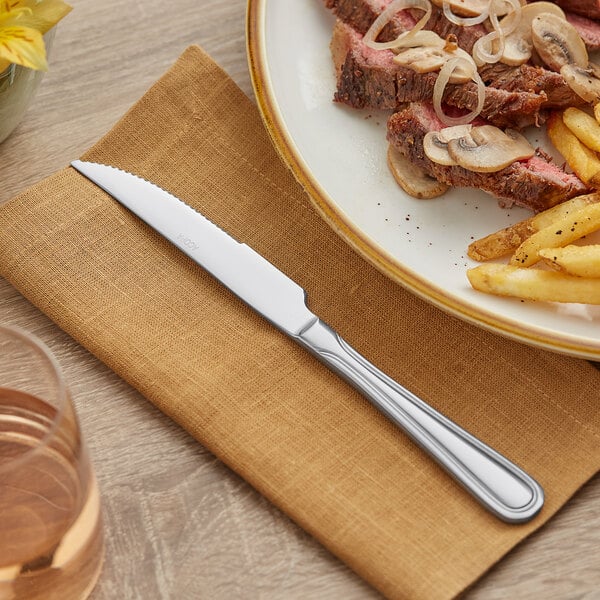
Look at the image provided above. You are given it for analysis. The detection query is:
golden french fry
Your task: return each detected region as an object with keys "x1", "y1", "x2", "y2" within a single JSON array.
[
  {"x1": 467, "y1": 192, "x2": 600, "y2": 261},
  {"x1": 469, "y1": 110, "x2": 600, "y2": 305},
  {"x1": 467, "y1": 219, "x2": 535, "y2": 261},
  {"x1": 531, "y1": 192, "x2": 600, "y2": 229},
  {"x1": 547, "y1": 112, "x2": 600, "y2": 187},
  {"x1": 538, "y1": 245, "x2": 600, "y2": 277},
  {"x1": 563, "y1": 107, "x2": 600, "y2": 153},
  {"x1": 467, "y1": 263, "x2": 600, "y2": 304},
  {"x1": 510, "y1": 201, "x2": 600, "y2": 267}
]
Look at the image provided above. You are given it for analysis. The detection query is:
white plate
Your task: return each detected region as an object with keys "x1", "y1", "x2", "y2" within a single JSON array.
[{"x1": 247, "y1": 0, "x2": 600, "y2": 359}]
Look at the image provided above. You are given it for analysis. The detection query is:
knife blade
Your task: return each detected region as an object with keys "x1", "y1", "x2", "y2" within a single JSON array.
[{"x1": 71, "y1": 159, "x2": 544, "y2": 523}]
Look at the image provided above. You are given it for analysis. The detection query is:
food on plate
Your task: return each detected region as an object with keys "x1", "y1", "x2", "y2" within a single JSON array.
[
  {"x1": 496, "y1": 2, "x2": 568, "y2": 66},
  {"x1": 538, "y1": 245, "x2": 600, "y2": 277},
  {"x1": 386, "y1": 102, "x2": 586, "y2": 211},
  {"x1": 547, "y1": 112, "x2": 600, "y2": 186},
  {"x1": 563, "y1": 107, "x2": 600, "y2": 152},
  {"x1": 567, "y1": 12, "x2": 600, "y2": 51},
  {"x1": 467, "y1": 192, "x2": 600, "y2": 303},
  {"x1": 387, "y1": 144, "x2": 449, "y2": 197},
  {"x1": 323, "y1": 0, "x2": 600, "y2": 304},
  {"x1": 553, "y1": 0, "x2": 600, "y2": 20},
  {"x1": 330, "y1": 19, "x2": 549, "y2": 126},
  {"x1": 323, "y1": 0, "x2": 600, "y2": 208},
  {"x1": 467, "y1": 192, "x2": 600, "y2": 260},
  {"x1": 466, "y1": 263, "x2": 600, "y2": 303},
  {"x1": 510, "y1": 201, "x2": 600, "y2": 266},
  {"x1": 560, "y1": 62, "x2": 600, "y2": 103},
  {"x1": 531, "y1": 13, "x2": 588, "y2": 71},
  {"x1": 426, "y1": 125, "x2": 535, "y2": 172}
]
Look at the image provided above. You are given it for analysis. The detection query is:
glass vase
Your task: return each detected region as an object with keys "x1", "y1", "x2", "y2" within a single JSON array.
[{"x1": 0, "y1": 30, "x2": 55, "y2": 144}]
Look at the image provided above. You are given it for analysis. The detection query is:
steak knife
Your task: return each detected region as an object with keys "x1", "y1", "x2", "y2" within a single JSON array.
[{"x1": 71, "y1": 160, "x2": 544, "y2": 523}]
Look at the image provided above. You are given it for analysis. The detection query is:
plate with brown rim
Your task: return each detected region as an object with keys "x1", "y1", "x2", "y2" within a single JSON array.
[{"x1": 246, "y1": 0, "x2": 600, "y2": 359}]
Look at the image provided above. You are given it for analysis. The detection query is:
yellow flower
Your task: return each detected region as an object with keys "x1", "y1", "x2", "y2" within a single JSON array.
[{"x1": 0, "y1": 0, "x2": 72, "y2": 73}]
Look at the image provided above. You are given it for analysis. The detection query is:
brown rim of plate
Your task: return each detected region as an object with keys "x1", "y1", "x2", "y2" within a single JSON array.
[{"x1": 245, "y1": 0, "x2": 600, "y2": 360}]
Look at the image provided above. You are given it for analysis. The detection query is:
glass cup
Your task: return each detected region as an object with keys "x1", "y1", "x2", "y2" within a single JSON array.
[
  {"x1": 0, "y1": 325, "x2": 104, "y2": 600},
  {"x1": 0, "y1": 30, "x2": 55, "y2": 145}
]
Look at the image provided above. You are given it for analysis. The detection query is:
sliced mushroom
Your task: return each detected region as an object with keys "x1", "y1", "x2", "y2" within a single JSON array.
[
  {"x1": 531, "y1": 13, "x2": 588, "y2": 72},
  {"x1": 387, "y1": 145, "x2": 449, "y2": 199},
  {"x1": 447, "y1": 126, "x2": 535, "y2": 172},
  {"x1": 423, "y1": 125, "x2": 473, "y2": 165},
  {"x1": 393, "y1": 42, "x2": 474, "y2": 83},
  {"x1": 560, "y1": 62, "x2": 600, "y2": 103},
  {"x1": 430, "y1": 0, "x2": 509, "y2": 18},
  {"x1": 432, "y1": 0, "x2": 487, "y2": 18},
  {"x1": 392, "y1": 29, "x2": 446, "y2": 51},
  {"x1": 499, "y1": 2, "x2": 566, "y2": 66}
]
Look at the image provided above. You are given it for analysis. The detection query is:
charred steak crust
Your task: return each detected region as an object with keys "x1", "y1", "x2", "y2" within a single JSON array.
[
  {"x1": 422, "y1": 4, "x2": 484, "y2": 52},
  {"x1": 330, "y1": 20, "x2": 398, "y2": 110},
  {"x1": 478, "y1": 63, "x2": 585, "y2": 109},
  {"x1": 324, "y1": 0, "x2": 385, "y2": 34},
  {"x1": 387, "y1": 103, "x2": 588, "y2": 211},
  {"x1": 331, "y1": 21, "x2": 547, "y2": 127},
  {"x1": 326, "y1": 1, "x2": 582, "y2": 112},
  {"x1": 324, "y1": 0, "x2": 484, "y2": 51},
  {"x1": 324, "y1": 0, "x2": 600, "y2": 52}
]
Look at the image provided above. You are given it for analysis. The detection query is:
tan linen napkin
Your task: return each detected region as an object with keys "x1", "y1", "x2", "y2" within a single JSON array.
[{"x1": 0, "y1": 45, "x2": 599, "y2": 600}]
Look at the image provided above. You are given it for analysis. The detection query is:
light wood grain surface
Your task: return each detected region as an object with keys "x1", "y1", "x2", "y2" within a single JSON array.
[{"x1": 0, "y1": 1, "x2": 599, "y2": 598}]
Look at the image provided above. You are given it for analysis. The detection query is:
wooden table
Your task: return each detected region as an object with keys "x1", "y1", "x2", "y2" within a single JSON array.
[{"x1": 1, "y1": 1, "x2": 598, "y2": 598}]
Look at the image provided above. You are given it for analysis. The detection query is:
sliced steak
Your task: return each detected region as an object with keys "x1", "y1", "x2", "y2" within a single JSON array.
[
  {"x1": 323, "y1": 0, "x2": 484, "y2": 51},
  {"x1": 423, "y1": 3, "x2": 484, "y2": 51},
  {"x1": 551, "y1": 0, "x2": 600, "y2": 20},
  {"x1": 331, "y1": 21, "x2": 547, "y2": 127},
  {"x1": 324, "y1": 0, "x2": 415, "y2": 39},
  {"x1": 331, "y1": 20, "x2": 398, "y2": 109},
  {"x1": 566, "y1": 11, "x2": 600, "y2": 50},
  {"x1": 478, "y1": 63, "x2": 585, "y2": 109},
  {"x1": 387, "y1": 102, "x2": 588, "y2": 211}
]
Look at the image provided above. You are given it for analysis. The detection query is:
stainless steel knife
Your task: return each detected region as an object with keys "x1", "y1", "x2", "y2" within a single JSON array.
[{"x1": 71, "y1": 160, "x2": 544, "y2": 523}]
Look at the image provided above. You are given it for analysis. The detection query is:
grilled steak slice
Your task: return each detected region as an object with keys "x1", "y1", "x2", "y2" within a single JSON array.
[
  {"x1": 387, "y1": 102, "x2": 588, "y2": 211},
  {"x1": 478, "y1": 63, "x2": 585, "y2": 109},
  {"x1": 566, "y1": 12, "x2": 600, "y2": 50},
  {"x1": 331, "y1": 21, "x2": 547, "y2": 127},
  {"x1": 324, "y1": 0, "x2": 600, "y2": 51},
  {"x1": 331, "y1": 20, "x2": 398, "y2": 110},
  {"x1": 423, "y1": 3, "x2": 484, "y2": 51},
  {"x1": 324, "y1": 0, "x2": 484, "y2": 51},
  {"x1": 324, "y1": 0, "x2": 415, "y2": 37},
  {"x1": 552, "y1": 0, "x2": 600, "y2": 20}
]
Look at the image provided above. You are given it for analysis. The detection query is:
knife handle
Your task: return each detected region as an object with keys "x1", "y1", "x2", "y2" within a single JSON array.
[{"x1": 295, "y1": 318, "x2": 544, "y2": 523}]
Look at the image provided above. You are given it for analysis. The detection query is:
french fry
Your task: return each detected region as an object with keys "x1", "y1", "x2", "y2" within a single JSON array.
[
  {"x1": 531, "y1": 192, "x2": 600, "y2": 229},
  {"x1": 547, "y1": 112, "x2": 600, "y2": 187},
  {"x1": 510, "y1": 201, "x2": 600, "y2": 267},
  {"x1": 468, "y1": 110, "x2": 600, "y2": 305},
  {"x1": 468, "y1": 219, "x2": 535, "y2": 261},
  {"x1": 467, "y1": 192, "x2": 600, "y2": 261},
  {"x1": 538, "y1": 245, "x2": 600, "y2": 277},
  {"x1": 563, "y1": 107, "x2": 600, "y2": 153},
  {"x1": 594, "y1": 102, "x2": 600, "y2": 125},
  {"x1": 467, "y1": 263, "x2": 600, "y2": 304}
]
